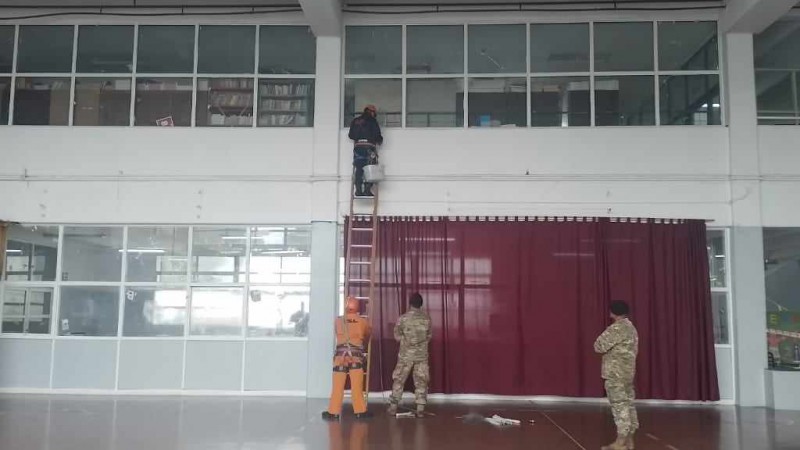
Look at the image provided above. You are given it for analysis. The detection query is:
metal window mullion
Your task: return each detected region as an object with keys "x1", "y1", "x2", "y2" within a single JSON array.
[
  {"x1": 182, "y1": 225, "x2": 193, "y2": 389},
  {"x1": 240, "y1": 226, "x2": 252, "y2": 391},
  {"x1": 589, "y1": 21, "x2": 595, "y2": 127},
  {"x1": 8, "y1": 25, "x2": 18, "y2": 125},
  {"x1": 401, "y1": 24, "x2": 407, "y2": 128},
  {"x1": 68, "y1": 25, "x2": 78, "y2": 126},
  {"x1": 653, "y1": 21, "x2": 660, "y2": 126},
  {"x1": 463, "y1": 24, "x2": 468, "y2": 128},
  {"x1": 253, "y1": 25, "x2": 260, "y2": 128},
  {"x1": 526, "y1": 23, "x2": 531, "y2": 127},
  {"x1": 129, "y1": 25, "x2": 139, "y2": 127},
  {"x1": 48, "y1": 226, "x2": 64, "y2": 388},
  {"x1": 191, "y1": 25, "x2": 199, "y2": 128},
  {"x1": 114, "y1": 227, "x2": 128, "y2": 390},
  {"x1": 792, "y1": 71, "x2": 799, "y2": 124}
]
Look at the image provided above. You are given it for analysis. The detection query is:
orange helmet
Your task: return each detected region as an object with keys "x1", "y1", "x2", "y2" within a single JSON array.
[{"x1": 345, "y1": 296, "x2": 360, "y2": 313}]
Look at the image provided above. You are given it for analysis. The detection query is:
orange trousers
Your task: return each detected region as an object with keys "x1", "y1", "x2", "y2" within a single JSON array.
[{"x1": 327, "y1": 355, "x2": 367, "y2": 415}]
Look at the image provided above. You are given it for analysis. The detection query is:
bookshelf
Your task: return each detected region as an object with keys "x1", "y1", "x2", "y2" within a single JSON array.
[
  {"x1": 198, "y1": 78, "x2": 254, "y2": 127},
  {"x1": 258, "y1": 79, "x2": 314, "y2": 127}
]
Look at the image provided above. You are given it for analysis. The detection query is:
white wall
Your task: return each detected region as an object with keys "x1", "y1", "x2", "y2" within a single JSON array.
[
  {"x1": 339, "y1": 127, "x2": 732, "y2": 223},
  {"x1": 0, "y1": 127, "x2": 315, "y2": 224},
  {"x1": 759, "y1": 127, "x2": 800, "y2": 227}
]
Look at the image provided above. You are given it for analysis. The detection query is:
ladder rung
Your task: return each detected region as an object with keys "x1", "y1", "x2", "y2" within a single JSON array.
[
  {"x1": 348, "y1": 279, "x2": 370, "y2": 283},
  {"x1": 354, "y1": 296, "x2": 369, "y2": 300},
  {"x1": 350, "y1": 261, "x2": 371, "y2": 265},
  {"x1": 351, "y1": 244, "x2": 372, "y2": 248},
  {"x1": 351, "y1": 228, "x2": 373, "y2": 232}
]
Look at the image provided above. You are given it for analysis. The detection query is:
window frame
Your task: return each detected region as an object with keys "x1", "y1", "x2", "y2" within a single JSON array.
[
  {"x1": 0, "y1": 24, "x2": 315, "y2": 128},
  {"x1": 342, "y1": 21, "x2": 724, "y2": 129}
]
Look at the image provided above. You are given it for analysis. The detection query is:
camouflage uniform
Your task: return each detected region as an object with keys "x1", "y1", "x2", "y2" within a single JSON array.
[
  {"x1": 594, "y1": 318, "x2": 640, "y2": 438},
  {"x1": 389, "y1": 308, "x2": 432, "y2": 408}
]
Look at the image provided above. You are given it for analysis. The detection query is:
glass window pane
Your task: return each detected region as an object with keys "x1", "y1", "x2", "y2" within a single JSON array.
[
  {"x1": 0, "y1": 77, "x2": 9, "y2": 124},
  {"x1": 468, "y1": 24, "x2": 526, "y2": 74},
  {"x1": 248, "y1": 286, "x2": 309, "y2": 337},
  {"x1": 198, "y1": 26, "x2": 255, "y2": 74},
  {"x1": 62, "y1": 226, "x2": 123, "y2": 282},
  {"x1": 5, "y1": 224, "x2": 59, "y2": 282},
  {"x1": 711, "y1": 292, "x2": 729, "y2": 345},
  {"x1": 659, "y1": 75, "x2": 721, "y2": 126},
  {"x1": 531, "y1": 77, "x2": 590, "y2": 127},
  {"x1": 192, "y1": 227, "x2": 247, "y2": 283},
  {"x1": 134, "y1": 78, "x2": 193, "y2": 127},
  {"x1": 407, "y1": 25, "x2": 464, "y2": 74},
  {"x1": 126, "y1": 227, "x2": 189, "y2": 283},
  {"x1": 190, "y1": 287, "x2": 243, "y2": 336},
  {"x1": 594, "y1": 22, "x2": 653, "y2": 72},
  {"x1": 13, "y1": 78, "x2": 70, "y2": 126},
  {"x1": 123, "y1": 287, "x2": 186, "y2": 337},
  {"x1": 406, "y1": 78, "x2": 464, "y2": 128},
  {"x1": 259, "y1": 26, "x2": 315, "y2": 74},
  {"x1": 17, "y1": 26, "x2": 74, "y2": 73},
  {"x1": 530, "y1": 23, "x2": 589, "y2": 73},
  {"x1": 73, "y1": 78, "x2": 131, "y2": 126},
  {"x1": 755, "y1": 71, "x2": 797, "y2": 123},
  {"x1": 250, "y1": 227, "x2": 311, "y2": 284},
  {"x1": 137, "y1": 26, "x2": 195, "y2": 73},
  {"x1": 467, "y1": 77, "x2": 527, "y2": 127},
  {"x1": 755, "y1": 21, "x2": 800, "y2": 70},
  {"x1": 595, "y1": 76, "x2": 655, "y2": 126},
  {"x1": 707, "y1": 229, "x2": 726, "y2": 288},
  {"x1": 257, "y1": 79, "x2": 314, "y2": 127},
  {"x1": 346, "y1": 26, "x2": 401, "y2": 74},
  {"x1": 77, "y1": 25, "x2": 134, "y2": 73},
  {"x1": 0, "y1": 26, "x2": 14, "y2": 73},
  {"x1": 2, "y1": 288, "x2": 53, "y2": 334},
  {"x1": 344, "y1": 78, "x2": 401, "y2": 128},
  {"x1": 196, "y1": 78, "x2": 253, "y2": 127},
  {"x1": 658, "y1": 21, "x2": 718, "y2": 71},
  {"x1": 59, "y1": 286, "x2": 119, "y2": 336}
]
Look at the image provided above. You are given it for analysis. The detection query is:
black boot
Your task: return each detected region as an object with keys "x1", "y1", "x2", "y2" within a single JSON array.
[
  {"x1": 321, "y1": 411, "x2": 340, "y2": 421},
  {"x1": 354, "y1": 411, "x2": 374, "y2": 420}
]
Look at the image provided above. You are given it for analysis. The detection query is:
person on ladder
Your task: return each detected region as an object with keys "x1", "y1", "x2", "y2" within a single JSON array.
[
  {"x1": 348, "y1": 104, "x2": 383, "y2": 198},
  {"x1": 323, "y1": 296, "x2": 373, "y2": 420}
]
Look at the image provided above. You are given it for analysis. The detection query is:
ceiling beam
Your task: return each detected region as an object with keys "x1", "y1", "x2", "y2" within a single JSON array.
[
  {"x1": 720, "y1": 0, "x2": 799, "y2": 34},
  {"x1": 299, "y1": 0, "x2": 341, "y2": 37}
]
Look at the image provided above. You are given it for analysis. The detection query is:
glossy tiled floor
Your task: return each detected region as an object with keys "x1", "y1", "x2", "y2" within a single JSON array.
[{"x1": 0, "y1": 395, "x2": 799, "y2": 450}]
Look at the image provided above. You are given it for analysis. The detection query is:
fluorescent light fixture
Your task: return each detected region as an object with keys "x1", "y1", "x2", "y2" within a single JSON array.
[
  {"x1": 5, "y1": 249, "x2": 22, "y2": 254},
  {"x1": 221, "y1": 236, "x2": 248, "y2": 240},
  {"x1": 701, "y1": 103, "x2": 721, "y2": 108},
  {"x1": 714, "y1": 254, "x2": 725, "y2": 258},
  {"x1": 119, "y1": 249, "x2": 166, "y2": 254}
]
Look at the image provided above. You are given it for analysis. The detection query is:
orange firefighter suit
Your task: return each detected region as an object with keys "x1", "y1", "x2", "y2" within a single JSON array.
[{"x1": 324, "y1": 297, "x2": 372, "y2": 419}]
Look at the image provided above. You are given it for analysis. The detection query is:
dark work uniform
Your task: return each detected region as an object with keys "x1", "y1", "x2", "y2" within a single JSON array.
[{"x1": 347, "y1": 113, "x2": 383, "y2": 196}]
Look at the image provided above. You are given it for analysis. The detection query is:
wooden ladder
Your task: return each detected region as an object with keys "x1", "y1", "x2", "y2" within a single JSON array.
[{"x1": 343, "y1": 179, "x2": 379, "y2": 406}]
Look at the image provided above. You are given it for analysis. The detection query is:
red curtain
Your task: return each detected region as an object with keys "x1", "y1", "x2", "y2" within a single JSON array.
[{"x1": 348, "y1": 217, "x2": 718, "y2": 401}]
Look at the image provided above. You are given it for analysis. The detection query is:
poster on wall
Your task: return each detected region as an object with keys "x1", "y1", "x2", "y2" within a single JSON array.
[
  {"x1": 156, "y1": 116, "x2": 175, "y2": 127},
  {"x1": 767, "y1": 311, "x2": 800, "y2": 370}
]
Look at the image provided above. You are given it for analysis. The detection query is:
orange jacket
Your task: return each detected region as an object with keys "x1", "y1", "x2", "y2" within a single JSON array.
[{"x1": 335, "y1": 313, "x2": 371, "y2": 348}]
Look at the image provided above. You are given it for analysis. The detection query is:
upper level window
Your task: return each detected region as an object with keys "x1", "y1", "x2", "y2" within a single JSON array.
[
  {"x1": 259, "y1": 26, "x2": 316, "y2": 74},
  {"x1": 137, "y1": 25, "x2": 195, "y2": 73},
  {"x1": 17, "y1": 26, "x2": 74, "y2": 73},
  {"x1": 344, "y1": 21, "x2": 721, "y2": 129},
  {"x1": 77, "y1": 25, "x2": 134, "y2": 73},
  {"x1": 0, "y1": 26, "x2": 14, "y2": 73},
  {"x1": 198, "y1": 25, "x2": 256, "y2": 74},
  {"x1": 754, "y1": 20, "x2": 800, "y2": 125}
]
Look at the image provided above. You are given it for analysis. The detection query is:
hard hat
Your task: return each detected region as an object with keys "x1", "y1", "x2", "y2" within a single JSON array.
[{"x1": 345, "y1": 296, "x2": 360, "y2": 313}]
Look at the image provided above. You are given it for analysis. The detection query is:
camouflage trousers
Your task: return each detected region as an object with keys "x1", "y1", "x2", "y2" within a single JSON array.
[
  {"x1": 605, "y1": 379, "x2": 639, "y2": 436},
  {"x1": 389, "y1": 359, "x2": 429, "y2": 406}
]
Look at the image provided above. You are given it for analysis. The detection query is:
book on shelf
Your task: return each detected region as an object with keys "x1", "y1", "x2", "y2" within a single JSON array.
[
  {"x1": 259, "y1": 113, "x2": 307, "y2": 127},
  {"x1": 260, "y1": 82, "x2": 311, "y2": 96}
]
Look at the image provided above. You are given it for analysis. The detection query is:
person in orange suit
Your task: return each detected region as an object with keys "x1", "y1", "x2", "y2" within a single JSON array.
[{"x1": 322, "y1": 296, "x2": 373, "y2": 420}]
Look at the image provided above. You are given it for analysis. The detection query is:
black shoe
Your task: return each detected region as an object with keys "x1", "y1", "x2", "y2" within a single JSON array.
[
  {"x1": 354, "y1": 411, "x2": 374, "y2": 420},
  {"x1": 321, "y1": 412, "x2": 340, "y2": 421}
]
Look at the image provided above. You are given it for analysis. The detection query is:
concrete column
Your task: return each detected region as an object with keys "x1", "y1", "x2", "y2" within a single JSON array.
[{"x1": 724, "y1": 32, "x2": 768, "y2": 407}]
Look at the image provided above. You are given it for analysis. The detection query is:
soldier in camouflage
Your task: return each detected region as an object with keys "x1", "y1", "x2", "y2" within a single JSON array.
[
  {"x1": 387, "y1": 293, "x2": 432, "y2": 418},
  {"x1": 594, "y1": 300, "x2": 639, "y2": 450}
]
